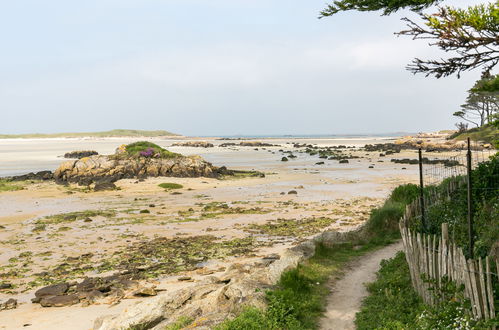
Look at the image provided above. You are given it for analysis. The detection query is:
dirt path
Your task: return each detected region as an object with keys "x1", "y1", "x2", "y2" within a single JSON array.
[{"x1": 319, "y1": 241, "x2": 403, "y2": 330}]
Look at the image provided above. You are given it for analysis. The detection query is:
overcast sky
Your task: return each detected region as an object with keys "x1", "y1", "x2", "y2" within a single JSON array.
[{"x1": 0, "y1": 0, "x2": 486, "y2": 136}]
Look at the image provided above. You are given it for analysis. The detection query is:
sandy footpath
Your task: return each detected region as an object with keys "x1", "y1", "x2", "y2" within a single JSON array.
[{"x1": 319, "y1": 241, "x2": 403, "y2": 330}]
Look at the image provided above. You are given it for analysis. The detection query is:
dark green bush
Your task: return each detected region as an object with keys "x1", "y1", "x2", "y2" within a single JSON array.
[
  {"x1": 365, "y1": 201, "x2": 404, "y2": 238},
  {"x1": 412, "y1": 153, "x2": 499, "y2": 258},
  {"x1": 124, "y1": 141, "x2": 180, "y2": 159},
  {"x1": 389, "y1": 183, "x2": 419, "y2": 205}
]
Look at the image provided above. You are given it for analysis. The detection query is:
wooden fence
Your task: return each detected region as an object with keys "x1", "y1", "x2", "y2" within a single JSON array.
[{"x1": 399, "y1": 221, "x2": 497, "y2": 321}]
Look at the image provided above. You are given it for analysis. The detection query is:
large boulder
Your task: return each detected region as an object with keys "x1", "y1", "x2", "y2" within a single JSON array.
[{"x1": 54, "y1": 155, "x2": 229, "y2": 185}]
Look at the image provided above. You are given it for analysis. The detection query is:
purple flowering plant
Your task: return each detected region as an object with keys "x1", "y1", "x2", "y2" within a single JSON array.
[{"x1": 139, "y1": 147, "x2": 155, "y2": 157}]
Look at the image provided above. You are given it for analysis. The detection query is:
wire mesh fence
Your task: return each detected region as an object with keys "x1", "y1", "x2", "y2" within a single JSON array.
[{"x1": 399, "y1": 139, "x2": 498, "y2": 322}]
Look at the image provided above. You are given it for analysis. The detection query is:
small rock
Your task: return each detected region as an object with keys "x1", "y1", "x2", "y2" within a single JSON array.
[
  {"x1": 178, "y1": 276, "x2": 192, "y2": 281},
  {"x1": 315, "y1": 161, "x2": 325, "y2": 165},
  {"x1": 339, "y1": 159, "x2": 349, "y2": 164},
  {"x1": 287, "y1": 190, "x2": 298, "y2": 195},
  {"x1": 93, "y1": 182, "x2": 117, "y2": 192},
  {"x1": 368, "y1": 165, "x2": 374, "y2": 168},
  {"x1": 0, "y1": 282, "x2": 12, "y2": 290},
  {"x1": 40, "y1": 295, "x2": 79, "y2": 307},
  {"x1": 149, "y1": 204, "x2": 155, "y2": 208},
  {"x1": 133, "y1": 287, "x2": 157, "y2": 297},
  {"x1": 0, "y1": 298, "x2": 17, "y2": 310},
  {"x1": 281, "y1": 157, "x2": 288, "y2": 162}
]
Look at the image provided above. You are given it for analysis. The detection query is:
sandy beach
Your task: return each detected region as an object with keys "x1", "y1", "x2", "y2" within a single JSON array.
[{"x1": 0, "y1": 136, "x2": 427, "y2": 329}]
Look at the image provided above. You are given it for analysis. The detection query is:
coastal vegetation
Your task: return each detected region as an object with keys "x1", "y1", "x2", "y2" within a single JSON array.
[
  {"x1": 0, "y1": 129, "x2": 177, "y2": 139},
  {"x1": 356, "y1": 251, "x2": 497, "y2": 329},
  {"x1": 158, "y1": 183, "x2": 184, "y2": 190},
  {"x1": 356, "y1": 153, "x2": 499, "y2": 328},
  {"x1": 121, "y1": 141, "x2": 180, "y2": 159},
  {"x1": 0, "y1": 179, "x2": 25, "y2": 192},
  {"x1": 451, "y1": 123, "x2": 499, "y2": 145},
  {"x1": 217, "y1": 183, "x2": 419, "y2": 329},
  {"x1": 412, "y1": 153, "x2": 499, "y2": 258}
]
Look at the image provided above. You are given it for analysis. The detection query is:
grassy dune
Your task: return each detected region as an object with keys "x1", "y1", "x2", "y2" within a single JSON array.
[{"x1": 0, "y1": 129, "x2": 178, "y2": 139}]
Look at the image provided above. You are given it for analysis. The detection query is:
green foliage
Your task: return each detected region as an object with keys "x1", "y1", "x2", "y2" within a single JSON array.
[
  {"x1": 356, "y1": 253, "x2": 497, "y2": 329},
  {"x1": 158, "y1": 183, "x2": 184, "y2": 190},
  {"x1": 322, "y1": 0, "x2": 499, "y2": 78},
  {"x1": 355, "y1": 252, "x2": 425, "y2": 329},
  {"x1": 399, "y1": 3, "x2": 499, "y2": 77},
  {"x1": 472, "y1": 74, "x2": 499, "y2": 93},
  {"x1": 425, "y1": 3, "x2": 499, "y2": 32},
  {"x1": 0, "y1": 179, "x2": 24, "y2": 192},
  {"x1": 365, "y1": 201, "x2": 405, "y2": 238},
  {"x1": 124, "y1": 141, "x2": 180, "y2": 159},
  {"x1": 389, "y1": 183, "x2": 420, "y2": 205},
  {"x1": 411, "y1": 154, "x2": 499, "y2": 258},
  {"x1": 320, "y1": 0, "x2": 438, "y2": 16},
  {"x1": 452, "y1": 123, "x2": 499, "y2": 144}
]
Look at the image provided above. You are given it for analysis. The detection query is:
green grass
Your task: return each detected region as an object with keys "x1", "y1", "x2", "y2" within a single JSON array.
[
  {"x1": 452, "y1": 124, "x2": 499, "y2": 144},
  {"x1": 356, "y1": 251, "x2": 498, "y2": 329},
  {"x1": 355, "y1": 252, "x2": 425, "y2": 329},
  {"x1": 0, "y1": 129, "x2": 177, "y2": 139},
  {"x1": 123, "y1": 141, "x2": 180, "y2": 159},
  {"x1": 363, "y1": 184, "x2": 419, "y2": 241},
  {"x1": 35, "y1": 210, "x2": 116, "y2": 225},
  {"x1": 158, "y1": 183, "x2": 184, "y2": 190},
  {"x1": 0, "y1": 179, "x2": 25, "y2": 192}
]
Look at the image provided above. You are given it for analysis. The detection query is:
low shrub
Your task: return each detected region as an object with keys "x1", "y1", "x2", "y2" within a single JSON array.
[
  {"x1": 389, "y1": 183, "x2": 419, "y2": 205},
  {"x1": 124, "y1": 141, "x2": 180, "y2": 159},
  {"x1": 158, "y1": 183, "x2": 183, "y2": 190}
]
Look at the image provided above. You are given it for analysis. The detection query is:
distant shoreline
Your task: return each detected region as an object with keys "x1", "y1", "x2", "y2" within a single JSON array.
[
  {"x1": 0, "y1": 129, "x2": 419, "y2": 140},
  {"x1": 0, "y1": 129, "x2": 178, "y2": 139}
]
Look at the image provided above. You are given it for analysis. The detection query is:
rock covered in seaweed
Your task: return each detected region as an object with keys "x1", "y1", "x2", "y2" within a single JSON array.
[
  {"x1": 63, "y1": 150, "x2": 99, "y2": 159},
  {"x1": 171, "y1": 141, "x2": 214, "y2": 148}
]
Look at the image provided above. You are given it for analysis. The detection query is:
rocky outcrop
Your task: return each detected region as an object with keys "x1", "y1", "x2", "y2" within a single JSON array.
[
  {"x1": 54, "y1": 155, "x2": 231, "y2": 185},
  {"x1": 391, "y1": 158, "x2": 460, "y2": 167},
  {"x1": 92, "y1": 240, "x2": 318, "y2": 330},
  {"x1": 8, "y1": 171, "x2": 53, "y2": 181},
  {"x1": 31, "y1": 273, "x2": 154, "y2": 308},
  {"x1": 220, "y1": 141, "x2": 279, "y2": 147},
  {"x1": 365, "y1": 137, "x2": 490, "y2": 153},
  {"x1": 172, "y1": 141, "x2": 214, "y2": 148},
  {"x1": 64, "y1": 150, "x2": 99, "y2": 159}
]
